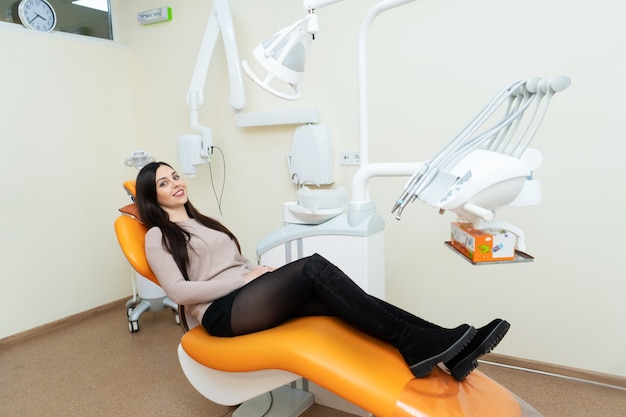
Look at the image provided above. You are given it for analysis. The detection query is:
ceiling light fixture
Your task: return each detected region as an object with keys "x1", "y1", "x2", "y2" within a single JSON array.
[{"x1": 72, "y1": 0, "x2": 108, "y2": 12}]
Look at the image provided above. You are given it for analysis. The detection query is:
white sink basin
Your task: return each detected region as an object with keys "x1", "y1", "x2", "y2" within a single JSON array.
[
  {"x1": 284, "y1": 202, "x2": 343, "y2": 225},
  {"x1": 296, "y1": 186, "x2": 348, "y2": 210}
]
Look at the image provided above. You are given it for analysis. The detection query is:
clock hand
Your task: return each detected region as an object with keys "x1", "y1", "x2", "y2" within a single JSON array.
[{"x1": 28, "y1": 13, "x2": 47, "y2": 25}]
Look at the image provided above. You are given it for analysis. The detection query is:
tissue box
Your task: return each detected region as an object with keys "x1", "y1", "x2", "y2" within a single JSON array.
[{"x1": 450, "y1": 222, "x2": 516, "y2": 262}]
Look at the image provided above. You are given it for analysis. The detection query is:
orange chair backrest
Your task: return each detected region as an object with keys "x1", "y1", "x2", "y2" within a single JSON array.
[
  {"x1": 114, "y1": 207, "x2": 160, "y2": 286},
  {"x1": 115, "y1": 180, "x2": 191, "y2": 330},
  {"x1": 123, "y1": 180, "x2": 137, "y2": 199},
  {"x1": 114, "y1": 179, "x2": 159, "y2": 283}
]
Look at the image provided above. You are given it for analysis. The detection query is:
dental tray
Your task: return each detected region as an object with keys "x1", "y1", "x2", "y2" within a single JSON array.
[{"x1": 444, "y1": 241, "x2": 534, "y2": 265}]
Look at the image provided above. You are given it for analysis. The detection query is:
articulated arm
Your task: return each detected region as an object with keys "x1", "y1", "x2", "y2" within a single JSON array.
[{"x1": 178, "y1": 0, "x2": 245, "y2": 175}]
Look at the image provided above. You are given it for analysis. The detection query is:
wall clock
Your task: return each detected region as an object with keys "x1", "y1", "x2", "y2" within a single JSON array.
[{"x1": 14, "y1": 0, "x2": 57, "y2": 33}]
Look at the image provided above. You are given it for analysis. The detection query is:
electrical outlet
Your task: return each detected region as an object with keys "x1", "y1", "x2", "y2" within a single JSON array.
[{"x1": 339, "y1": 151, "x2": 361, "y2": 166}]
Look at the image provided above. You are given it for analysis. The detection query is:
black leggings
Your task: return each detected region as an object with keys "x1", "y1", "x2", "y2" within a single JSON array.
[
  {"x1": 204, "y1": 256, "x2": 441, "y2": 337},
  {"x1": 201, "y1": 253, "x2": 486, "y2": 379}
]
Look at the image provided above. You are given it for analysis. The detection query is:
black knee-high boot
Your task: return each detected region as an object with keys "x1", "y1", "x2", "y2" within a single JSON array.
[
  {"x1": 302, "y1": 253, "x2": 476, "y2": 378},
  {"x1": 372, "y1": 294, "x2": 510, "y2": 381}
]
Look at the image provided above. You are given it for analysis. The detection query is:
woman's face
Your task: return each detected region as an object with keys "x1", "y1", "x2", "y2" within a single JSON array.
[{"x1": 154, "y1": 165, "x2": 188, "y2": 210}]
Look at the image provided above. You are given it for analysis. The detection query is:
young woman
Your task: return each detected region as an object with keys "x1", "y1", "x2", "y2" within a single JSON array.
[{"x1": 136, "y1": 161, "x2": 510, "y2": 381}]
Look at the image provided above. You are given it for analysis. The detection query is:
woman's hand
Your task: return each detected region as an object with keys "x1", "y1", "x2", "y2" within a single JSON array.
[{"x1": 244, "y1": 265, "x2": 275, "y2": 284}]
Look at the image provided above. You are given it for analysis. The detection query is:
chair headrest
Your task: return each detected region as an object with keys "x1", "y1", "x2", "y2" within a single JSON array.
[
  {"x1": 123, "y1": 180, "x2": 137, "y2": 198},
  {"x1": 119, "y1": 203, "x2": 143, "y2": 224}
]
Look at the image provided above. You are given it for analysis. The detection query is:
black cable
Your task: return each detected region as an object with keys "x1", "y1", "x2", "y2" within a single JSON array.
[{"x1": 208, "y1": 146, "x2": 226, "y2": 215}]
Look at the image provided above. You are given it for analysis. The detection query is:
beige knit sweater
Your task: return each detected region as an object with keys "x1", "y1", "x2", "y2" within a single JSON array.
[{"x1": 145, "y1": 219, "x2": 257, "y2": 325}]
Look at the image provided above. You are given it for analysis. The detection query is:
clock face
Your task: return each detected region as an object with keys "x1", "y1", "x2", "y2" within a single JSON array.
[{"x1": 18, "y1": 0, "x2": 57, "y2": 32}]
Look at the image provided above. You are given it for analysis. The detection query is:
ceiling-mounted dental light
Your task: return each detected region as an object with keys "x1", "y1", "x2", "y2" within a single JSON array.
[
  {"x1": 242, "y1": 0, "x2": 343, "y2": 101},
  {"x1": 242, "y1": 14, "x2": 315, "y2": 100}
]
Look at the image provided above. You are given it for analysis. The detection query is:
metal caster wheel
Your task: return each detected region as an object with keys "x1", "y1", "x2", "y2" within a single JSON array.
[{"x1": 129, "y1": 320, "x2": 139, "y2": 333}]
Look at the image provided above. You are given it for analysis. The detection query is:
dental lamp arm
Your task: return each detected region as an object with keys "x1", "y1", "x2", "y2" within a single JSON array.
[
  {"x1": 185, "y1": 0, "x2": 246, "y2": 158},
  {"x1": 187, "y1": 0, "x2": 245, "y2": 112}
]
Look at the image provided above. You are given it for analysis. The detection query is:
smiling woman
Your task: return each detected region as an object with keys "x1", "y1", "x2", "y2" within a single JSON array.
[{"x1": 1, "y1": 0, "x2": 112, "y2": 39}]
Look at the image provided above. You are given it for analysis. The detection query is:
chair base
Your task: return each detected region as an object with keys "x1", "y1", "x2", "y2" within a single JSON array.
[
  {"x1": 125, "y1": 296, "x2": 179, "y2": 333},
  {"x1": 233, "y1": 386, "x2": 314, "y2": 417}
]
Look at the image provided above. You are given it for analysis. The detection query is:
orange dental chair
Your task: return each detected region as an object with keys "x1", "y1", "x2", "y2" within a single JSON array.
[
  {"x1": 116, "y1": 181, "x2": 179, "y2": 332},
  {"x1": 114, "y1": 182, "x2": 543, "y2": 417}
]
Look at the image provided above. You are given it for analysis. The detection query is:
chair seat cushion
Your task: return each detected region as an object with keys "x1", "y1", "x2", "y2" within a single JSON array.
[{"x1": 180, "y1": 316, "x2": 525, "y2": 417}]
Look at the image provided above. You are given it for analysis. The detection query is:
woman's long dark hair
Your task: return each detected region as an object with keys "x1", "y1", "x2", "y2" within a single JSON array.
[{"x1": 135, "y1": 161, "x2": 241, "y2": 280}]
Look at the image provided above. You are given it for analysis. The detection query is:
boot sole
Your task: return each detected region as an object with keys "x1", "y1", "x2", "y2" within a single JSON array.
[
  {"x1": 449, "y1": 320, "x2": 510, "y2": 381},
  {"x1": 409, "y1": 326, "x2": 477, "y2": 378}
]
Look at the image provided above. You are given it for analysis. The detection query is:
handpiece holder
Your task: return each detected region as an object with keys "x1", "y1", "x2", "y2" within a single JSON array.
[{"x1": 389, "y1": 76, "x2": 571, "y2": 231}]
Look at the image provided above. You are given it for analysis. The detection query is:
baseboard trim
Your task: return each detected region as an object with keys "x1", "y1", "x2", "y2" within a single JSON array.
[
  {"x1": 0, "y1": 298, "x2": 127, "y2": 349},
  {"x1": 2, "y1": 303, "x2": 625, "y2": 391},
  {"x1": 482, "y1": 353, "x2": 626, "y2": 390}
]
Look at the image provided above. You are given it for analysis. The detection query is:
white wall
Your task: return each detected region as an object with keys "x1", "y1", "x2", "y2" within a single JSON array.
[{"x1": 2, "y1": 0, "x2": 625, "y2": 379}]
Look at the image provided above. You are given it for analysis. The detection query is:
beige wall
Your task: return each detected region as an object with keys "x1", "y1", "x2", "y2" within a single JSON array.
[
  {"x1": 0, "y1": 24, "x2": 134, "y2": 335},
  {"x1": 2, "y1": 0, "x2": 625, "y2": 379}
]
